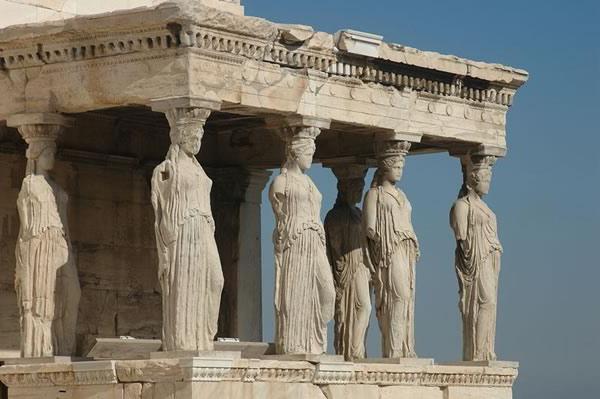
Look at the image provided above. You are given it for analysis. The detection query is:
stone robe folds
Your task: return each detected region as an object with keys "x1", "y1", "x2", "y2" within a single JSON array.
[
  {"x1": 324, "y1": 202, "x2": 371, "y2": 360},
  {"x1": 16, "y1": 175, "x2": 80, "y2": 357},
  {"x1": 151, "y1": 155, "x2": 224, "y2": 351},
  {"x1": 365, "y1": 186, "x2": 419, "y2": 358},
  {"x1": 450, "y1": 191, "x2": 502, "y2": 361},
  {"x1": 272, "y1": 171, "x2": 335, "y2": 354}
]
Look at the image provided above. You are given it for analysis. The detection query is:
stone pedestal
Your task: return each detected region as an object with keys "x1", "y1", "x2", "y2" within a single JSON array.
[
  {"x1": 208, "y1": 168, "x2": 272, "y2": 342},
  {"x1": 0, "y1": 356, "x2": 519, "y2": 399},
  {"x1": 355, "y1": 357, "x2": 434, "y2": 366}
]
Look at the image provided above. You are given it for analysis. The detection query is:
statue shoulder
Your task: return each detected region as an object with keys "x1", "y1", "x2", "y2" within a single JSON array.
[
  {"x1": 324, "y1": 205, "x2": 344, "y2": 224},
  {"x1": 270, "y1": 173, "x2": 287, "y2": 195},
  {"x1": 364, "y1": 187, "x2": 379, "y2": 201},
  {"x1": 450, "y1": 197, "x2": 470, "y2": 220},
  {"x1": 19, "y1": 175, "x2": 50, "y2": 198}
]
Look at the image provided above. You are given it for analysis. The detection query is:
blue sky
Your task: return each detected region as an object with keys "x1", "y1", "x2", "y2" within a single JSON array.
[{"x1": 245, "y1": 1, "x2": 599, "y2": 398}]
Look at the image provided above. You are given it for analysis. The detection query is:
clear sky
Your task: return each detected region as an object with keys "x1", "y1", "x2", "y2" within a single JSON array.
[{"x1": 245, "y1": 1, "x2": 599, "y2": 398}]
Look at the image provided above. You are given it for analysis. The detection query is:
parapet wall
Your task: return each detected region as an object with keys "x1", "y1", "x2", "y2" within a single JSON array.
[{"x1": 0, "y1": 357, "x2": 517, "y2": 399}]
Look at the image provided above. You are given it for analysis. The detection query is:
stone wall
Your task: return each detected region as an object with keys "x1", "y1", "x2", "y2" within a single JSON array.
[{"x1": 0, "y1": 151, "x2": 22, "y2": 357}]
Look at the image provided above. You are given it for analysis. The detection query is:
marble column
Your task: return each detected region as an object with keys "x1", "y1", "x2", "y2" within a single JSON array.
[
  {"x1": 268, "y1": 116, "x2": 335, "y2": 355},
  {"x1": 7, "y1": 113, "x2": 80, "y2": 358},
  {"x1": 449, "y1": 147, "x2": 503, "y2": 361},
  {"x1": 149, "y1": 97, "x2": 224, "y2": 351},
  {"x1": 208, "y1": 167, "x2": 272, "y2": 342},
  {"x1": 363, "y1": 133, "x2": 421, "y2": 358},
  {"x1": 323, "y1": 162, "x2": 371, "y2": 361}
]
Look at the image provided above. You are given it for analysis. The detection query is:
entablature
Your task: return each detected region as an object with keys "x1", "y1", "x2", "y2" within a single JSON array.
[{"x1": 0, "y1": 2, "x2": 528, "y2": 154}]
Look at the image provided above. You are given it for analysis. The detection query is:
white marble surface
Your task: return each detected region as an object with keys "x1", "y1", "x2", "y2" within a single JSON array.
[
  {"x1": 0, "y1": 356, "x2": 519, "y2": 398},
  {"x1": 151, "y1": 106, "x2": 223, "y2": 351}
]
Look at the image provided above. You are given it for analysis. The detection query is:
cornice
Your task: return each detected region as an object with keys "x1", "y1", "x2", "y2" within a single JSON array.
[{"x1": 0, "y1": 4, "x2": 525, "y2": 109}]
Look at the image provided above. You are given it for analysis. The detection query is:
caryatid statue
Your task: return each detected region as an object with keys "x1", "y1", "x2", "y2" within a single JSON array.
[
  {"x1": 269, "y1": 122, "x2": 335, "y2": 355},
  {"x1": 450, "y1": 154, "x2": 502, "y2": 361},
  {"x1": 363, "y1": 140, "x2": 420, "y2": 358},
  {"x1": 151, "y1": 106, "x2": 224, "y2": 351},
  {"x1": 11, "y1": 116, "x2": 81, "y2": 357},
  {"x1": 324, "y1": 164, "x2": 372, "y2": 361}
]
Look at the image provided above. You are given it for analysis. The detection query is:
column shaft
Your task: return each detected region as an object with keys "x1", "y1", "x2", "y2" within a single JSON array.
[{"x1": 209, "y1": 167, "x2": 271, "y2": 342}]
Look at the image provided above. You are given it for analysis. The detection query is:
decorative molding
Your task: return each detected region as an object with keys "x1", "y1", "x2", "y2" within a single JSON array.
[
  {"x1": 0, "y1": 359, "x2": 518, "y2": 388},
  {"x1": 0, "y1": 361, "x2": 117, "y2": 388},
  {"x1": 0, "y1": 16, "x2": 515, "y2": 108}
]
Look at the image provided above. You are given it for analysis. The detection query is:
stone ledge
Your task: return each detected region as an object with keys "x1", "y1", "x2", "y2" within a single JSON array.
[
  {"x1": 0, "y1": 357, "x2": 518, "y2": 388},
  {"x1": 0, "y1": 360, "x2": 117, "y2": 387}
]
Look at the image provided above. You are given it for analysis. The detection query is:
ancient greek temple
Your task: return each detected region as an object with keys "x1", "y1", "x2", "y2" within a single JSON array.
[{"x1": 0, "y1": 1, "x2": 528, "y2": 398}]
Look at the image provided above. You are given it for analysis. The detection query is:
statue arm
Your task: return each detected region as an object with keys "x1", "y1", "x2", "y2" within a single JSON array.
[
  {"x1": 362, "y1": 190, "x2": 378, "y2": 275},
  {"x1": 151, "y1": 161, "x2": 179, "y2": 245},
  {"x1": 362, "y1": 189, "x2": 377, "y2": 240},
  {"x1": 269, "y1": 175, "x2": 287, "y2": 224},
  {"x1": 151, "y1": 161, "x2": 177, "y2": 284},
  {"x1": 324, "y1": 214, "x2": 343, "y2": 287},
  {"x1": 450, "y1": 200, "x2": 474, "y2": 271},
  {"x1": 15, "y1": 182, "x2": 34, "y2": 310},
  {"x1": 16, "y1": 178, "x2": 38, "y2": 241},
  {"x1": 450, "y1": 200, "x2": 469, "y2": 241}
]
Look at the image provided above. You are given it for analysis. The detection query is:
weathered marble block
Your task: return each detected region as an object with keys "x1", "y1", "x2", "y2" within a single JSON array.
[{"x1": 0, "y1": 356, "x2": 518, "y2": 399}]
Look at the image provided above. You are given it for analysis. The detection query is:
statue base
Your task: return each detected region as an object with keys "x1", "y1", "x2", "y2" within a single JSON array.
[
  {"x1": 85, "y1": 338, "x2": 162, "y2": 360},
  {"x1": 355, "y1": 357, "x2": 434, "y2": 366},
  {"x1": 261, "y1": 354, "x2": 344, "y2": 363},
  {"x1": 0, "y1": 354, "x2": 519, "y2": 399},
  {"x1": 214, "y1": 341, "x2": 276, "y2": 358},
  {"x1": 150, "y1": 350, "x2": 241, "y2": 359}
]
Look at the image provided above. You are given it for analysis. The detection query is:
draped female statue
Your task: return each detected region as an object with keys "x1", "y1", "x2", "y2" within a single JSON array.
[
  {"x1": 15, "y1": 129, "x2": 80, "y2": 357},
  {"x1": 324, "y1": 165, "x2": 371, "y2": 361},
  {"x1": 450, "y1": 154, "x2": 502, "y2": 361},
  {"x1": 151, "y1": 108, "x2": 224, "y2": 351},
  {"x1": 363, "y1": 140, "x2": 419, "y2": 358},
  {"x1": 269, "y1": 126, "x2": 335, "y2": 354}
]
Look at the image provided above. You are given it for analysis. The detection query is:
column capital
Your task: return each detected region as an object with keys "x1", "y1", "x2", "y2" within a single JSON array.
[
  {"x1": 149, "y1": 96, "x2": 221, "y2": 114},
  {"x1": 7, "y1": 113, "x2": 73, "y2": 144},
  {"x1": 375, "y1": 130, "x2": 422, "y2": 143},
  {"x1": 265, "y1": 114, "x2": 331, "y2": 131},
  {"x1": 374, "y1": 139, "x2": 411, "y2": 159},
  {"x1": 150, "y1": 97, "x2": 221, "y2": 145},
  {"x1": 330, "y1": 164, "x2": 368, "y2": 181},
  {"x1": 449, "y1": 144, "x2": 506, "y2": 159},
  {"x1": 7, "y1": 113, "x2": 73, "y2": 128},
  {"x1": 322, "y1": 158, "x2": 368, "y2": 181}
]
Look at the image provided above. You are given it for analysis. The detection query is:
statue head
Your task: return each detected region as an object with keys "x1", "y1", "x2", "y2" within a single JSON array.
[
  {"x1": 372, "y1": 140, "x2": 410, "y2": 187},
  {"x1": 166, "y1": 108, "x2": 209, "y2": 157},
  {"x1": 332, "y1": 165, "x2": 367, "y2": 205},
  {"x1": 284, "y1": 127, "x2": 319, "y2": 172},
  {"x1": 466, "y1": 155, "x2": 496, "y2": 197},
  {"x1": 20, "y1": 124, "x2": 61, "y2": 176}
]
